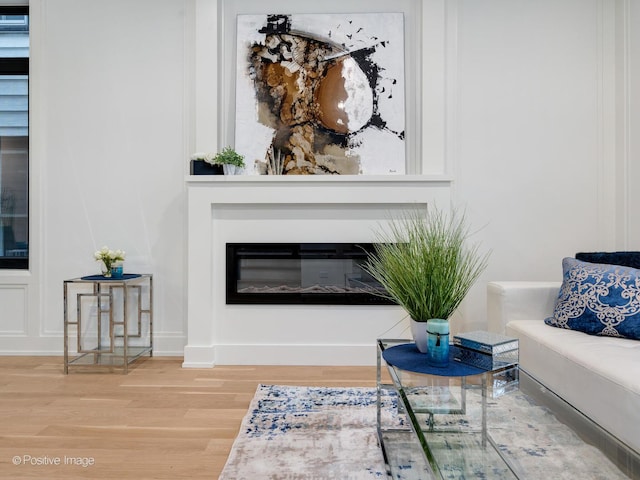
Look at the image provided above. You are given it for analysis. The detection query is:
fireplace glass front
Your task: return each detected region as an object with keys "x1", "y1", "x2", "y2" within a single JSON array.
[{"x1": 226, "y1": 243, "x2": 394, "y2": 305}]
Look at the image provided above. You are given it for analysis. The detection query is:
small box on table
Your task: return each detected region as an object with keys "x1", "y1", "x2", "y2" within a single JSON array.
[{"x1": 453, "y1": 330, "x2": 519, "y2": 371}]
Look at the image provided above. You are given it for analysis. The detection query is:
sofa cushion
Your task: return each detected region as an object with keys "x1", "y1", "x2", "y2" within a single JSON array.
[
  {"x1": 507, "y1": 320, "x2": 640, "y2": 452},
  {"x1": 576, "y1": 251, "x2": 640, "y2": 269},
  {"x1": 544, "y1": 257, "x2": 640, "y2": 340}
]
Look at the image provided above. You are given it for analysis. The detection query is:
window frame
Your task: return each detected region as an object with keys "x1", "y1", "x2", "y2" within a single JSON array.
[{"x1": 0, "y1": 4, "x2": 28, "y2": 270}]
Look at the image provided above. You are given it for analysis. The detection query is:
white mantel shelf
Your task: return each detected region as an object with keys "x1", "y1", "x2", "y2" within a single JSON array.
[
  {"x1": 185, "y1": 175, "x2": 453, "y2": 206},
  {"x1": 186, "y1": 174, "x2": 453, "y2": 184}
]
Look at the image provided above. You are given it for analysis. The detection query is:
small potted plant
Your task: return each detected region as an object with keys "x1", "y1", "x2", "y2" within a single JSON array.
[{"x1": 212, "y1": 146, "x2": 245, "y2": 175}]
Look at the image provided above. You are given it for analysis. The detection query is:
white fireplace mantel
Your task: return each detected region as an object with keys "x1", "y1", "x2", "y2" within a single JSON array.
[
  {"x1": 186, "y1": 174, "x2": 453, "y2": 199},
  {"x1": 184, "y1": 175, "x2": 452, "y2": 367}
]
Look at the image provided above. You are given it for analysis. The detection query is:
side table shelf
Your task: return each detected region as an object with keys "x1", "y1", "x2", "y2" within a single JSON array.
[{"x1": 63, "y1": 274, "x2": 153, "y2": 374}]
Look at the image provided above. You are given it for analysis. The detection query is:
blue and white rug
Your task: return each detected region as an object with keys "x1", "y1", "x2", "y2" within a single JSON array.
[
  {"x1": 219, "y1": 385, "x2": 628, "y2": 480},
  {"x1": 220, "y1": 385, "x2": 393, "y2": 479}
]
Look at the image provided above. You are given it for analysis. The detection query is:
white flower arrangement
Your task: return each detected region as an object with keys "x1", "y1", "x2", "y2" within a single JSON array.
[
  {"x1": 94, "y1": 246, "x2": 126, "y2": 272},
  {"x1": 190, "y1": 152, "x2": 216, "y2": 165}
]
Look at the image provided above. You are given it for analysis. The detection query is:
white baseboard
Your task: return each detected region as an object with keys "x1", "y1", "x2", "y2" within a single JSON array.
[
  {"x1": 0, "y1": 333, "x2": 186, "y2": 357},
  {"x1": 182, "y1": 344, "x2": 216, "y2": 368},
  {"x1": 211, "y1": 343, "x2": 379, "y2": 366}
]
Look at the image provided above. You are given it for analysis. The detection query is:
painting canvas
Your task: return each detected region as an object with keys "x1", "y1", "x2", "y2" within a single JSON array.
[{"x1": 235, "y1": 13, "x2": 406, "y2": 175}]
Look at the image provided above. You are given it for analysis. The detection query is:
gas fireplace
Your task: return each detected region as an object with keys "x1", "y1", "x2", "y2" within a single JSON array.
[{"x1": 226, "y1": 243, "x2": 394, "y2": 305}]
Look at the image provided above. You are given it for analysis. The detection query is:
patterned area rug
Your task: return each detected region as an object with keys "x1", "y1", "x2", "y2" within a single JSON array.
[
  {"x1": 220, "y1": 386, "x2": 391, "y2": 480},
  {"x1": 219, "y1": 385, "x2": 628, "y2": 480}
]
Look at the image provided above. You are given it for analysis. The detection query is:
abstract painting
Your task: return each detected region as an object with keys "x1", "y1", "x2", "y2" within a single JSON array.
[{"x1": 235, "y1": 13, "x2": 405, "y2": 175}]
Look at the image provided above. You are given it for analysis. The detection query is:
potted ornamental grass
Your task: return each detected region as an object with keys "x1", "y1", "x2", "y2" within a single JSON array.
[{"x1": 363, "y1": 207, "x2": 490, "y2": 364}]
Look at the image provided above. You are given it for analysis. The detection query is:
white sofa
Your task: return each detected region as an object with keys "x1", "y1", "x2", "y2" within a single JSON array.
[{"x1": 487, "y1": 281, "x2": 640, "y2": 454}]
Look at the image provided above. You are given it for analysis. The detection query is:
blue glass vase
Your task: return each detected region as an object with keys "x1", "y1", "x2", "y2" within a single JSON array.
[
  {"x1": 111, "y1": 262, "x2": 124, "y2": 279},
  {"x1": 426, "y1": 318, "x2": 450, "y2": 367}
]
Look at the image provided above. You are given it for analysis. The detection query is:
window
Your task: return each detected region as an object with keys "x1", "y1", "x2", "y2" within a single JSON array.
[{"x1": 0, "y1": 6, "x2": 28, "y2": 269}]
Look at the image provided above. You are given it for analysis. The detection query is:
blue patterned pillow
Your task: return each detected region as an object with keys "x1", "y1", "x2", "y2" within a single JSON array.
[{"x1": 544, "y1": 257, "x2": 640, "y2": 340}]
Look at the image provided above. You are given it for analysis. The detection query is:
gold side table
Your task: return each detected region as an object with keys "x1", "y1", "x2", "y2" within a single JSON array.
[{"x1": 63, "y1": 273, "x2": 153, "y2": 374}]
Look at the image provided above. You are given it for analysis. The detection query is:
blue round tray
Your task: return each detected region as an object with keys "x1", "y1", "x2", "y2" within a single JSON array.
[
  {"x1": 80, "y1": 274, "x2": 141, "y2": 281},
  {"x1": 382, "y1": 343, "x2": 487, "y2": 377}
]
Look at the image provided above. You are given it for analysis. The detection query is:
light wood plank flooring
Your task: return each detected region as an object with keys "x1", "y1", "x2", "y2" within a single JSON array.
[{"x1": 0, "y1": 356, "x2": 380, "y2": 479}]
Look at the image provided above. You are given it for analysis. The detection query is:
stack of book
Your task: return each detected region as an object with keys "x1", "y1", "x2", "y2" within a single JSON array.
[{"x1": 453, "y1": 330, "x2": 519, "y2": 371}]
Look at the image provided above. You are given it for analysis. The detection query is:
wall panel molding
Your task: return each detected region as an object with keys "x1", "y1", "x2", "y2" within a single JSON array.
[
  {"x1": 0, "y1": 284, "x2": 28, "y2": 335},
  {"x1": 596, "y1": 0, "x2": 620, "y2": 248},
  {"x1": 614, "y1": 0, "x2": 632, "y2": 248}
]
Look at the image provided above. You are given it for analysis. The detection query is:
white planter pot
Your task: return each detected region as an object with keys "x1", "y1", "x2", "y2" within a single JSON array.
[
  {"x1": 410, "y1": 318, "x2": 428, "y2": 353},
  {"x1": 223, "y1": 164, "x2": 242, "y2": 175}
]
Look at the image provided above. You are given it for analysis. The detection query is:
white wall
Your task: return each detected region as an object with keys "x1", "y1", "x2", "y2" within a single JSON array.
[
  {"x1": 0, "y1": 0, "x2": 636, "y2": 360},
  {"x1": 0, "y1": 0, "x2": 189, "y2": 354},
  {"x1": 451, "y1": 0, "x2": 627, "y2": 331},
  {"x1": 451, "y1": 0, "x2": 637, "y2": 332}
]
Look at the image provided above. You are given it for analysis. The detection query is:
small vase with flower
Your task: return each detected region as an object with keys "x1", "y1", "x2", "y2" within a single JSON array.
[{"x1": 94, "y1": 246, "x2": 125, "y2": 278}]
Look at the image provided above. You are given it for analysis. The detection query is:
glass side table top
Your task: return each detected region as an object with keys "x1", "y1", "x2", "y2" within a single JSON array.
[
  {"x1": 376, "y1": 339, "x2": 637, "y2": 480},
  {"x1": 64, "y1": 273, "x2": 151, "y2": 283}
]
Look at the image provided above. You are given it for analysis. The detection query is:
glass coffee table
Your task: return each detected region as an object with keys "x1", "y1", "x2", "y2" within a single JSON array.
[{"x1": 377, "y1": 339, "x2": 639, "y2": 479}]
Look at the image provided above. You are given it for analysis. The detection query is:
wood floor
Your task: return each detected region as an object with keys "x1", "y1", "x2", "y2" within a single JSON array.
[{"x1": 0, "y1": 356, "x2": 380, "y2": 479}]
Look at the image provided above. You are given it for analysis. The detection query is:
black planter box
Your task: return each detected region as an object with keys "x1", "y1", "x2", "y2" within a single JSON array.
[{"x1": 190, "y1": 160, "x2": 223, "y2": 175}]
